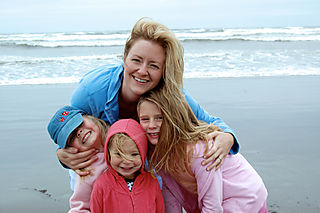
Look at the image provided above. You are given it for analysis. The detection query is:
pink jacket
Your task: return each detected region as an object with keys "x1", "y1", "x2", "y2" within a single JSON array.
[
  {"x1": 90, "y1": 119, "x2": 164, "y2": 213},
  {"x1": 161, "y1": 141, "x2": 268, "y2": 213},
  {"x1": 90, "y1": 167, "x2": 164, "y2": 213},
  {"x1": 69, "y1": 152, "x2": 107, "y2": 213}
]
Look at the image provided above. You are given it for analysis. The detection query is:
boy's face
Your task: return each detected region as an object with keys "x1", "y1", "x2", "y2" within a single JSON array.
[
  {"x1": 68, "y1": 117, "x2": 103, "y2": 152},
  {"x1": 138, "y1": 100, "x2": 162, "y2": 145},
  {"x1": 109, "y1": 139, "x2": 142, "y2": 179}
]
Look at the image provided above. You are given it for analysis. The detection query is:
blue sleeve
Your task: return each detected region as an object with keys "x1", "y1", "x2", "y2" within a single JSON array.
[
  {"x1": 70, "y1": 64, "x2": 122, "y2": 121},
  {"x1": 70, "y1": 65, "x2": 107, "y2": 115},
  {"x1": 183, "y1": 88, "x2": 239, "y2": 154},
  {"x1": 70, "y1": 79, "x2": 92, "y2": 114}
]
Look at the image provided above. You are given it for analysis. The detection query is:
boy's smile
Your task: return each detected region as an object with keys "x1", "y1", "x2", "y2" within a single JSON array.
[{"x1": 68, "y1": 117, "x2": 103, "y2": 151}]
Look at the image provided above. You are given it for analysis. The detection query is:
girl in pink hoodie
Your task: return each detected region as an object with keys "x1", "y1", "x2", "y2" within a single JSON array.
[
  {"x1": 137, "y1": 91, "x2": 268, "y2": 213},
  {"x1": 90, "y1": 119, "x2": 164, "y2": 213}
]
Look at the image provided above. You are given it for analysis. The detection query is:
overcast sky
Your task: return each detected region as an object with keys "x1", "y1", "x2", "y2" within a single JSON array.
[{"x1": 1, "y1": 0, "x2": 319, "y2": 33}]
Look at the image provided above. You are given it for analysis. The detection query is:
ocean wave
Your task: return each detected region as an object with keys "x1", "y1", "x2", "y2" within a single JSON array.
[
  {"x1": 2, "y1": 36, "x2": 318, "y2": 48},
  {"x1": 1, "y1": 26, "x2": 319, "y2": 86},
  {"x1": 0, "y1": 31, "x2": 129, "y2": 48},
  {"x1": 181, "y1": 36, "x2": 320, "y2": 42},
  {"x1": 0, "y1": 76, "x2": 81, "y2": 86},
  {"x1": 184, "y1": 68, "x2": 320, "y2": 78},
  {"x1": 177, "y1": 26, "x2": 320, "y2": 42},
  {"x1": 0, "y1": 40, "x2": 126, "y2": 48},
  {"x1": 1, "y1": 27, "x2": 320, "y2": 48},
  {"x1": 0, "y1": 54, "x2": 122, "y2": 65},
  {"x1": 1, "y1": 68, "x2": 319, "y2": 86}
]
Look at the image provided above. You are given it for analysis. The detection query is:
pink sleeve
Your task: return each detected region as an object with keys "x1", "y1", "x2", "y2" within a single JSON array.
[
  {"x1": 69, "y1": 174, "x2": 92, "y2": 213},
  {"x1": 161, "y1": 174, "x2": 183, "y2": 213},
  {"x1": 69, "y1": 153, "x2": 106, "y2": 213},
  {"x1": 191, "y1": 143, "x2": 223, "y2": 213}
]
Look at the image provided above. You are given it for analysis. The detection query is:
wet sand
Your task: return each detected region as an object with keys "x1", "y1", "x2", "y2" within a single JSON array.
[{"x1": 1, "y1": 76, "x2": 319, "y2": 212}]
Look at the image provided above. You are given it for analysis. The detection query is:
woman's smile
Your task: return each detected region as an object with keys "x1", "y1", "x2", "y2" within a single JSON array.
[{"x1": 122, "y1": 39, "x2": 165, "y2": 100}]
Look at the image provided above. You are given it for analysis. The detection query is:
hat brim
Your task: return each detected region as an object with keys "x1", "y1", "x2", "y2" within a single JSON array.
[{"x1": 57, "y1": 113, "x2": 83, "y2": 148}]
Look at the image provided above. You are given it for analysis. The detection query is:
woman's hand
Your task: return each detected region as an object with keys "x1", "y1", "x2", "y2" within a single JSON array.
[
  {"x1": 56, "y1": 147, "x2": 99, "y2": 176},
  {"x1": 201, "y1": 131, "x2": 234, "y2": 171}
]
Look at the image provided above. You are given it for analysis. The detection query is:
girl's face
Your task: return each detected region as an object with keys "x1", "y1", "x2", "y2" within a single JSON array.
[
  {"x1": 68, "y1": 117, "x2": 103, "y2": 152},
  {"x1": 108, "y1": 139, "x2": 142, "y2": 179},
  {"x1": 138, "y1": 101, "x2": 162, "y2": 145},
  {"x1": 122, "y1": 39, "x2": 165, "y2": 101}
]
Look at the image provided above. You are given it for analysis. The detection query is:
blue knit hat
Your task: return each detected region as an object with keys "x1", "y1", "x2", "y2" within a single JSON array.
[{"x1": 47, "y1": 106, "x2": 84, "y2": 148}]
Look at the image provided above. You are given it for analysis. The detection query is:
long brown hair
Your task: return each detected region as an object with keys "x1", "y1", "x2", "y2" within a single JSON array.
[{"x1": 138, "y1": 89, "x2": 220, "y2": 176}]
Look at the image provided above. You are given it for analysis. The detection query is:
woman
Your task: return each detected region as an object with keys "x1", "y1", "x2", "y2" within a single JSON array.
[{"x1": 56, "y1": 17, "x2": 239, "y2": 178}]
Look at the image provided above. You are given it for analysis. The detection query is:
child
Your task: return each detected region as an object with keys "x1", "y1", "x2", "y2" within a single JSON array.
[
  {"x1": 48, "y1": 106, "x2": 109, "y2": 212},
  {"x1": 90, "y1": 119, "x2": 164, "y2": 213},
  {"x1": 137, "y1": 91, "x2": 268, "y2": 213}
]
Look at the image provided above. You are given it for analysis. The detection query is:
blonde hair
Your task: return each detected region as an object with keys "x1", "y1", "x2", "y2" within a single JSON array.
[
  {"x1": 138, "y1": 90, "x2": 220, "y2": 177},
  {"x1": 67, "y1": 115, "x2": 109, "y2": 147},
  {"x1": 124, "y1": 17, "x2": 184, "y2": 100},
  {"x1": 107, "y1": 133, "x2": 137, "y2": 162}
]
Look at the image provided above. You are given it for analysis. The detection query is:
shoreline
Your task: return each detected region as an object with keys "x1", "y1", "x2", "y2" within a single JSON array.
[{"x1": 1, "y1": 76, "x2": 319, "y2": 212}]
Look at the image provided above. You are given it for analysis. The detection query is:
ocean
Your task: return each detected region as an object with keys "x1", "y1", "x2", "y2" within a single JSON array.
[{"x1": 0, "y1": 26, "x2": 320, "y2": 85}]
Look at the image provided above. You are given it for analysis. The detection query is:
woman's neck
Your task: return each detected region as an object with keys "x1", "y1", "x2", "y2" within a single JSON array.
[{"x1": 118, "y1": 90, "x2": 138, "y2": 120}]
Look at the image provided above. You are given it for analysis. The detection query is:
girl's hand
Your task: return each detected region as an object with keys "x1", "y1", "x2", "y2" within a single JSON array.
[
  {"x1": 75, "y1": 167, "x2": 94, "y2": 177},
  {"x1": 202, "y1": 131, "x2": 234, "y2": 171},
  {"x1": 56, "y1": 147, "x2": 98, "y2": 176}
]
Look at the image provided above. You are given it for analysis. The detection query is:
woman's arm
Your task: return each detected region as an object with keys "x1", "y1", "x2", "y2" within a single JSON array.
[
  {"x1": 183, "y1": 88, "x2": 239, "y2": 170},
  {"x1": 202, "y1": 131, "x2": 234, "y2": 171}
]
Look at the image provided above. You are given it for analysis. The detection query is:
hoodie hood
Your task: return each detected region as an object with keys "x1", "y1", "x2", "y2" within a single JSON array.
[{"x1": 104, "y1": 119, "x2": 148, "y2": 172}]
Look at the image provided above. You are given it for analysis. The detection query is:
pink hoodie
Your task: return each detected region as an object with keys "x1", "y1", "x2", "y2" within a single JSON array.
[
  {"x1": 161, "y1": 140, "x2": 268, "y2": 212},
  {"x1": 90, "y1": 119, "x2": 164, "y2": 213}
]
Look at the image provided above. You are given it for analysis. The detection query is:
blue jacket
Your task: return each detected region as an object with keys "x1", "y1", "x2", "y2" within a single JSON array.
[{"x1": 71, "y1": 63, "x2": 239, "y2": 154}]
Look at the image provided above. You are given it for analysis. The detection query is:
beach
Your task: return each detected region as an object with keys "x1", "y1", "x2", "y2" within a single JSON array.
[{"x1": 1, "y1": 76, "x2": 320, "y2": 212}]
